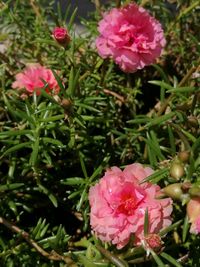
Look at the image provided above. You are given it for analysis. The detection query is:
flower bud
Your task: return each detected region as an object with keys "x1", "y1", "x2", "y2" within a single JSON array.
[
  {"x1": 176, "y1": 102, "x2": 191, "y2": 111},
  {"x1": 170, "y1": 161, "x2": 185, "y2": 180},
  {"x1": 52, "y1": 27, "x2": 71, "y2": 47},
  {"x1": 163, "y1": 183, "x2": 183, "y2": 200},
  {"x1": 178, "y1": 151, "x2": 190, "y2": 163},
  {"x1": 187, "y1": 116, "x2": 199, "y2": 129},
  {"x1": 61, "y1": 98, "x2": 73, "y2": 112},
  {"x1": 143, "y1": 234, "x2": 162, "y2": 255},
  {"x1": 189, "y1": 186, "x2": 200, "y2": 198}
]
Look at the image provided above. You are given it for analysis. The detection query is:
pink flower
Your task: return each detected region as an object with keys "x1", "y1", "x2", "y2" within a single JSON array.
[
  {"x1": 52, "y1": 27, "x2": 70, "y2": 46},
  {"x1": 187, "y1": 198, "x2": 200, "y2": 234},
  {"x1": 89, "y1": 163, "x2": 173, "y2": 249},
  {"x1": 12, "y1": 64, "x2": 60, "y2": 96},
  {"x1": 96, "y1": 3, "x2": 166, "y2": 73}
]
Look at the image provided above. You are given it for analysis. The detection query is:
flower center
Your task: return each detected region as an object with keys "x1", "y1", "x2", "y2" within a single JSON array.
[
  {"x1": 118, "y1": 24, "x2": 136, "y2": 46},
  {"x1": 117, "y1": 195, "x2": 137, "y2": 215},
  {"x1": 115, "y1": 183, "x2": 145, "y2": 216}
]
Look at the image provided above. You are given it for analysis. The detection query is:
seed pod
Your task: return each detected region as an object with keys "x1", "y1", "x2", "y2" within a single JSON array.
[
  {"x1": 178, "y1": 151, "x2": 190, "y2": 163},
  {"x1": 170, "y1": 161, "x2": 185, "y2": 180},
  {"x1": 163, "y1": 183, "x2": 183, "y2": 200}
]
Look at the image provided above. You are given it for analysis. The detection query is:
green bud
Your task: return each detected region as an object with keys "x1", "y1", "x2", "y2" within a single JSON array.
[
  {"x1": 163, "y1": 183, "x2": 183, "y2": 200},
  {"x1": 189, "y1": 186, "x2": 200, "y2": 197},
  {"x1": 170, "y1": 161, "x2": 185, "y2": 180}
]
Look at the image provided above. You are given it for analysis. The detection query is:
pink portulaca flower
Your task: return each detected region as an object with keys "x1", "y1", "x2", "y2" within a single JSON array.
[
  {"x1": 96, "y1": 3, "x2": 166, "y2": 73},
  {"x1": 187, "y1": 198, "x2": 200, "y2": 234},
  {"x1": 52, "y1": 27, "x2": 71, "y2": 46},
  {"x1": 12, "y1": 64, "x2": 60, "y2": 96},
  {"x1": 89, "y1": 163, "x2": 173, "y2": 249}
]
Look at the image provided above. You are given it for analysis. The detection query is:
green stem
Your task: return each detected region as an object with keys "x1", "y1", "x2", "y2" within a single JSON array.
[
  {"x1": 167, "y1": 0, "x2": 199, "y2": 34},
  {"x1": 156, "y1": 58, "x2": 200, "y2": 116},
  {"x1": 0, "y1": 216, "x2": 77, "y2": 266},
  {"x1": 96, "y1": 244, "x2": 129, "y2": 267},
  {"x1": 167, "y1": 122, "x2": 191, "y2": 151},
  {"x1": 128, "y1": 255, "x2": 151, "y2": 264}
]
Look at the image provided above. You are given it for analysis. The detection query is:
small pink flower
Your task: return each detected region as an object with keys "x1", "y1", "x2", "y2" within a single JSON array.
[
  {"x1": 187, "y1": 198, "x2": 200, "y2": 234},
  {"x1": 52, "y1": 27, "x2": 70, "y2": 46},
  {"x1": 96, "y1": 3, "x2": 166, "y2": 73},
  {"x1": 89, "y1": 163, "x2": 173, "y2": 249},
  {"x1": 12, "y1": 64, "x2": 60, "y2": 96}
]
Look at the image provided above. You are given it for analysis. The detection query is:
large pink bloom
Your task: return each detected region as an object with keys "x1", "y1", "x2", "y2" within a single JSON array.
[
  {"x1": 96, "y1": 3, "x2": 166, "y2": 73},
  {"x1": 89, "y1": 163, "x2": 172, "y2": 249},
  {"x1": 12, "y1": 64, "x2": 60, "y2": 96},
  {"x1": 187, "y1": 198, "x2": 200, "y2": 234}
]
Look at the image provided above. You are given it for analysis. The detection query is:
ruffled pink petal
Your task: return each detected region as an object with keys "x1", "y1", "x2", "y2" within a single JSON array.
[
  {"x1": 89, "y1": 163, "x2": 173, "y2": 249},
  {"x1": 95, "y1": 3, "x2": 166, "y2": 73},
  {"x1": 12, "y1": 64, "x2": 60, "y2": 96}
]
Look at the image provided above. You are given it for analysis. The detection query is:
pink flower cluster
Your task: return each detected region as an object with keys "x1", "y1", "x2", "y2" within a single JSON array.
[
  {"x1": 12, "y1": 64, "x2": 60, "y2": 96},
  {"x1": 96, "y1": 3, "x2": 166, "y2": 73},
  {"x1": 187, "y1": 198, "x2": 200, "y2": 234},
  {"x1": 89, "y1": 163, "x2": 173, "y2": 249}
]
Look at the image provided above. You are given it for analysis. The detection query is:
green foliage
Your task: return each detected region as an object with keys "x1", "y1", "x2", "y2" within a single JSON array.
[{"x1": 0, "y1": 0, "x2": 199, "y2": 266}]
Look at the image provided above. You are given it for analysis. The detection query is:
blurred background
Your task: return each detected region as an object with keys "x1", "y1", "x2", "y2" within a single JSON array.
[
  {"x1": 51, "y1": 0, "x2": 177, "y2": 33},
  {"x1": 51, "y1": 0, "x2": 109, "y2": 34},
  {"x1": 54, "y1": 0, "x2": 108, "y2": 23}
]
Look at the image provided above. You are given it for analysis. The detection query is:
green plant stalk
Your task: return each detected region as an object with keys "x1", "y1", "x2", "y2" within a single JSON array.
[
  {"x1": 0, "y1": 216, "x2": 77, "y2": 266},
  {"x1": 156, "y1": 58, "x2": 200, "y2": 116},
  {"x1": 96, "y1": 244, "x2": 129, "y2": 267}
]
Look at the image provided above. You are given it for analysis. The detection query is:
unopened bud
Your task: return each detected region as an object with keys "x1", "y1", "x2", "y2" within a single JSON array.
[
  {"x1": 46, "y1": 164, "x2": 53, "y2": 169},
  {"x1": 143, "y1": 234, "x2": 162, "y2": 255},
  {"x1": 52, "y1": 27, "x2": 71, "y2": 47},
  {"x1": 176, "y1": 102, "x2": 191, "y2": 111},
  {"x1": 61, "y1": 98, "x2": 73, "y2": 112},
  {"x1": 178, "y1": 151, "x2": 190, "y2": 163},
  {"x1": 163, "y1": 183, "x2": 183, "y2": 200},
  {"x1": 170, "y1": 161, "x2": 185, "y2": 180},
  {"x1": 187, "y1": 116, "x2": 199, "y2": 129},
  {"x1": 189, "y1": 187, "x2": 200, "y2": 198}
]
